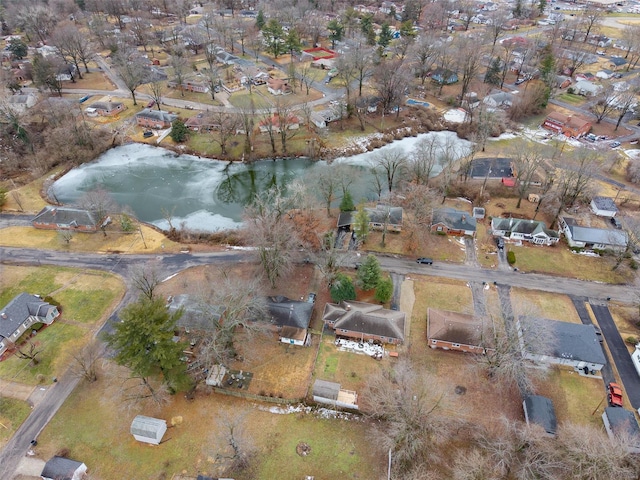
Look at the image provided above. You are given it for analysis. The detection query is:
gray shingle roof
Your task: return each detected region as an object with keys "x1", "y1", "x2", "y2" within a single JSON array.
[
  {"x1": 562, "y1": 217, "x2": 627, "y2": 247},
  {"x1": 0, "y1": 293, "x2": 56, "y2": 339},
  {"x1": 604, "y1": 406, "x2": 640, "y2": 437},
  {"x1": 167, "y1": 294, "x2": 225, "y2": 332},
  {"x1": 322, "y1": 301, "x2": 405, "y2": 342},
  {"x1": 313, "y1": 379, "x2": 340, "y2": 400},
  {"x1": 41, "y1": 456, "x2": 84, "y2": 480},
  {"x1": 266, "y1": 296, "x2": 313, "y2": 329},
  {"x1": 135, "y1": 108, "x2": 178, "y2": 123},
  {"x1": 591, "y1": 196, "x2": 618, "y2": 213},
  {"x1": 336, "y1": 206, "x2": 403, "y2": 228},
  {"x1": 88, "y1": 101, "x2": 123, "y2": 111},
  {"x1": 432, "y1": 208, "x2": 477, "y2": 232},
  {"x1": 520, "y1": 316, "x2": 607, "y2": 366},
  {"x1": 32, "y1": 206, "x2": 97, "y2": 228},
  {"x1": 523, "y1": 395, "x2": 557, "y2": 435}
]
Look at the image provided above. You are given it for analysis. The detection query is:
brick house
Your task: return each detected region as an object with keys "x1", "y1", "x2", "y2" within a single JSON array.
[
  {"x1": 135, "y1": 109, "x2": 178, "y2": 129},
  {"x1": 322, "y1": 301, "x2": 405, "y2": 345},
  {"x1": 267, "y1": 77, "x2": 292, "y2": 95},
  {"x1": 542, "y1": 112, "x2": 592, "y2": 137},
  {"x1": 430, "y1": 208, "x2": 477, "y2": 236},
  {"x1": 427, "y1": 308, "x2": 489, "y2": 354}
]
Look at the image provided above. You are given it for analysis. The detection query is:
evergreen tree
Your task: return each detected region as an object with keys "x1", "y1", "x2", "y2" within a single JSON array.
[
  {"x1": 374, "y1": 276, "x2": 393, "y2": 303},
  {"x1": 285, "y1": 28, "x2": 302, "y2": 57},
  {"x1": 339, "y1": 191, "x2": 355, "y2": 212},
  {"x1": 106, "y1": 298, "x2": 191, "y2": 393},
  {"x1": 361, "y1": 14, "x2": 376, "y2": 45},
  {"x1": 327, "y1": 20, "x2": 344, "y2": 49},
  {"x1": 170, "y1": 119, "x2": 190, "y2": 143},
  {"x1": 7, "y1": 38, "x2": 27, "y2": 59},
  {"x1": 484, "y1": 57, "x2": 502, "y2": 86},
  {"x1": 539, "y1": 48, "x2": 556, "y2": 87},
  {"x1": 262, "y1": 19, "x2": 285, "y2": 58},
  {"x1": 330, "y1": 273, "x2": 357, "y2": 303},
  {"x1": 357, "y1": 254, "x2": 381, "y2": 290},
  {"x1": 538, "y1": 0, "x2": 546, "y2": 15},
  {"x1": 399, "y1": 20, "x2": 416, "y2": 39},
  {"x1": 353, "y1": 203, "x2": 370, "y2": 243},
  {"x1": 256, "y1": 10, "x2": 265, "y2": 30},
  {"x1": 378, "y1": 22, "x2": 393, "y2": 48},
  {"x1": 513, "y1": 0, "x2": 523, "y2": 18}
]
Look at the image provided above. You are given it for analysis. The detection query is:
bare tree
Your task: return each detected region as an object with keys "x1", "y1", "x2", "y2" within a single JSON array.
[
  {"x1": 212, "y1": 409, "x2": 256, "y2": 474},
  {"x1": 129, "y1": 262, "x2": 163, "y2": 300},
  {"x1": 113, "y1": 50, "x2": 148, "y2": 105},
  {"x1": 71, "y1": 340, "x2": 102, "y2": 382},
  {"x1": 370, "y1": 147, "x2": 408, "y2": 193},
  {"x1": 454, "y1": 36, "x2": 482, "y2": 106},
  {"x1": 147, "y1": 80, "x2": 164, "y2": 110},
  {"x1": 580, "y1": 7, "x2": 604, "y2": 43},
  {"x1": 373, "y1": 59, "x2": 411, "y2": 116},
  {"x1": 613, "y1": 90, "x2": 638, "y2": 130},
  {"x1": 51, "y1": 21, "x2": 95, "y2": 78},
  {"x1": 76, "y1": 188, "x2": 117, "y2": 235},
  {"x1": 510, "y1": 140, "x2": 547, "y2": 208},
  {"x1": 274, "y1": 98, "x2": 300, "y2": 154},
  {"x1": 592, "y1": 86, "x2": 621, "y2": 124},
  {"x1": 298, "y1": 62, "x2": 314, "y2": 95},
  {"x1": 209, "y1": 112, "x2": 239, "y2": 155},
  {"x1": 57, "y1": 229, "x2": 75, "y2": 245},
  {"x1": 306, "y1": 167, "x2": 339, "y2": 217},
  {"x1": 409, "y1": 34, "x2": 438, "y2": 85},
  {"x1": 15, "y1": 341, "x2": 42, "y2": 366},
  {"x1": 243, "y1": 187, "x2": 301, "y2": 288},
  {"x1": 169, "y1": 49, "x2": 189, "y2": 97}
]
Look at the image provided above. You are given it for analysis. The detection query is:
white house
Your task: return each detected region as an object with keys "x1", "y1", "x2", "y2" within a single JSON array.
[
  {"x1": 590, "y1": 196, "x2": 618, "y2": 217},
  {"x1": 491, "y1": 218, "x2": 560, "y2": 246},
  {"x1": 130, "y1": 415, "x2": 167, "y2": 445},
  {"x1": 596, "y1": 69, "x2": 614, "y2": 80},
  {"x1": 483, "y1": 91, "x2": 515, "y2": 109},
  {"x1": 559, "y1": 216, "x2": 628, "y2": 251},
  {"x1": 41, "y1": 456, "x2": 87, "y2": 480},
  {"x1": 517, "y1": 316, "x2": 606, "y2": 373},
  {"x1": 574, "y1": 80, "x2": 603, "y2": 96}
]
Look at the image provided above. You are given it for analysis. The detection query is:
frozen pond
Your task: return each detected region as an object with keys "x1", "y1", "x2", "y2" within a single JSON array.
[{"x1": 51, "y1": 132, "x2": 471, "y2": 232}]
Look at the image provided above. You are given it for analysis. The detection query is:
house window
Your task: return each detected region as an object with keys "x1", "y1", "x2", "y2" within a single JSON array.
[
  {"x1": 452, "y1": 343, "x2": 461, "y2": 348},
  {"x1": 437, "y1": 226, "x2": 443, "y2": 231},
  {"x1": 23, "y1": 320, "x2": 30, "y2": 328},
  {"x1": 13, "y1": 331, "x2": 19, "y2": 338},
  {"x1": 431, "y1": 339, "x2": 437, "y2": 344}
]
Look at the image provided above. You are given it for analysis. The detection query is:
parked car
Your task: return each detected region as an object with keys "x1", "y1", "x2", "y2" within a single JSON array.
[
  {"x1": 515, "y1": 77, "x2": 526, "y2": 85},
  {"x1": 146, "y1": 99, "x2": 156, "y2": 108},
  {"x1": 143, "y1": 131, "x2": 154, "y2": 138},
  {"x1": 610, "y1": 141, "x2": 621, "y2": 148},
  {"x1": 608, "y1": 382, "x2": 624, "y2": 407},
  {"x1": 306, "y1": 292, "x2": 316, "y2": 304},
  {"x1": 610, "y1": 216, "x2": 622, "y2": 229},
  {"x1": 495, "y1": 237, "x2": 505, "y2": 250},
  {"x1": 585, "y1": 133, "x2": 597, "y2": 142},
  {"x1": 416, "y1": 257, "x2": 433, "y2": 265},
  {"x1": 593, "y1": 325, "x2": 603, "y2": 343},
  {"x1": 354, "y1": 262, "x2": 362, "y2": 270}
]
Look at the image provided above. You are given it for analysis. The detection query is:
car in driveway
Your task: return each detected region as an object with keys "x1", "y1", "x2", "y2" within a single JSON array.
[
  {"x1": 610, "y1": 141, "x2": 622, "y2": 149},
  {"x1": 416, "y1": 257, "x2": 433, "y2": 265},
  {"x1": 610, "y1": 216, "x2": 622, "y2": 229},
  {"x1": 608, "y1": 382, "x2": 624, "y2": 407},
  {"x1": 495, "y1": 237, "x2": 504, "y2": 250}
]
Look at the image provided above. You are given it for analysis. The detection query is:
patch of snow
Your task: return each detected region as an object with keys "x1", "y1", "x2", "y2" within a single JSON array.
[
  {"x1": 572, "y1": 250, "x2": 600, "y2": 257},
  {"x1": 488, "y1": 132, "x2": 518, "y2": 141},
  {"x1": 443, "y1": 108, "x2": 469, "y2": 123}
]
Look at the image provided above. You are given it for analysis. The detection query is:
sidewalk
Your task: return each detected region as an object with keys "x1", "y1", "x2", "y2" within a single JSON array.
[{"x1": 0, "y1": 379, "x2": 35, "y2": 403}]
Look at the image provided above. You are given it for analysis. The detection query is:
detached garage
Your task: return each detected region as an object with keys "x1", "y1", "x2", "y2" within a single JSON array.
[{"x1": 130, "y1": 415, "x2": 167, "y2": 445}]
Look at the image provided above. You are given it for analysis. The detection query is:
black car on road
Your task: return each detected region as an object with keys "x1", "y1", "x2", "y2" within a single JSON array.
[{"x1": 417, "y1": 257, "x2": 433, "y2": 265}]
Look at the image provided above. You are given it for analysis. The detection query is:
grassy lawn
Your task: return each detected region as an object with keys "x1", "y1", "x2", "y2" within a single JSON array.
[
  {"x1": 510, "y1": 289, "x2": 582, "y2": 324},
  {"x1": 0, "y1": 397, "x2": 31, "y2": 448},
  {"x1": 63, "y1": 71, "x2": 115, "y2": 91},
  {"x1": 607, "y1": 304, "x2": 640, "y2": 348},
  {"x1": 228, "y1": 91, "x2": 272, "y2": 109},
  {"x1": 508, "y1": 243, "x2": 633, "y2": 284},
  {"x1": 2, "y1": 167, "x2": 66, "y2": 214},
  {"x1": 534, "y1": 367, "x2": 604, "y2": 427},
  {"x1": 556, "y1": 93, "x2": 585, "y2": 105},
  {"x1": 0, "y1": 225, "x2": 182, "y2": 254},
  {"x1": 0, "y1": 266, "x2": 125, "y2": 384},
  {"x1": 38, "y1": 369, "x2": 385, "y2": 480}
]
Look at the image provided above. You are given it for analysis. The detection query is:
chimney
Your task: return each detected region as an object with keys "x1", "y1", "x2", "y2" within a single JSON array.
[
  {"x1": 51, "y1": 208, "x2": 57, "y2": 216},
  {"x1": 462, "y1": 215, "x2": 466, "y2": 222},
  {"x1": 1, "y1": 312, "x2": 6, "y2": 319},
  {"x1": 345, "y1": 303, "x2": 351, "y2": 311}
]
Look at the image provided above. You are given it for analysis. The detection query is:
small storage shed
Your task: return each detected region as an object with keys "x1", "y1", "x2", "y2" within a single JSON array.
[
  {"x1": 523, "y1": 395, "x2": 557, "y2": 436},
  {"x1": 312, "y1": 379, "x2": 358, "y2": 409},
  {"x1": 590, "y1": 196, "x2": 618, "y2": 217},
  {"x1": 41, "y1": 456, "x2": 87, "y2": 480},
  {"x1": 130, "y1": 415, "x2": 167, "y2": 445}
]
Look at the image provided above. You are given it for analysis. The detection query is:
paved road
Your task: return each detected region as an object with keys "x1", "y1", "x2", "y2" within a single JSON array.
[{"x1": 590, "y1": 302, "x2": 640, "y2": 409}]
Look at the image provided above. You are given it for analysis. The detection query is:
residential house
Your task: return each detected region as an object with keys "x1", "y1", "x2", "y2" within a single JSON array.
[
  {"x1": 258, "y1": 113, "x2": 300, "y2": 133},
  {"x1": 267, "y1": 78, "x2": 292, "y2": 95},
  {"x1": 41, "y1": 456, "x2": 88, "y2": 480},
  {"x1": 591, "y1": 196, "x2": 619, "y2": 217},
  {"x1": 266, "y1": 296, "x2": 314, "y2": 346},
  {"x1": 85, "y1": 101, "x2": 126, "y2": 117},
  {"x1": 596, "y1": 69, "x2": 614, "y2": 80},
  {"x1": 427, "y1": 308, "x2": 488, "y2": 354},
  {"x1": 0, "y1": 293, "x2": 60, "y2": 357},
  {"x1": 167, "y1": 79, "x2": 209, "y2": 93},
  {"x1": 559, "y1": 216, "x2": 628, "y2": 251},
  {"x1": 322, "y1": 301, "x2": 406, "y2": 345},
  {"x1": 130, "y1": 415, "x2": 167, "y2": 445},
  {"x1": 473, "y1": 207, "x2": 486, "y2": 220},
  {"x1": 483, "y1": 91, "x2": 515, "y2": 109},
  {"x1": 167, "y1": 294, "x2": 226, "y2": 333},
  {"x1": 185, "y1": 113, "x2": 218, "y2": 132},
  {"x1": 337, "y1": 205, "x2": 403, "y2": 232},
  {"x1": 574, "y1": 72, "x2": 596, "y2": 82},
  {"x1": 32, "y1": 206, "x2": 99, "y2": 232},
  {"x1": 312, "y1": 379, "x2": 358, "y2": 409},
  {"x1": 430, "y1": 68, "x2": 458, "y2": 85},
  {"x1": 555, "y1": 75, "x2": 572, "y2": 89},
  {"x1": 56, "y1": 63, "x2": 78, "y2": 82},
  {"x1": 602, "y1": 407, "x2": 640, "y2": 453},
  {"x1": 517, "y1": 316, "x2": 607, "y2": 373},
  {"x1": 573, "y1": 80, "x2": 602, "y2": 97},
  {"x1": 609, "y1": 56, "x2": 628, "y2": 70},
  {"x1": 430, "y1": 208, "x2": 477, "y2": 236},
  {"x1": 7, "y1": 93, "x2": 37, "y2": 113},
  {"x1": 542, "y1": 112, "x2": 592, "y2": 137},
  {"x1": 523, "y1": 395, "x2": 557, "y2": 437},
  {"x1": 135, "y1": 109, "x2": 177, "y2": 129},
  {"x1": 355, "y1": 95, "x2": 381, "y2": 113},
  {"x1": 469, "y1": 157, "x2": 514, "y2": 179},
  {"x1": 491, "y1": 218, "x2": 560, "y2": 245}
]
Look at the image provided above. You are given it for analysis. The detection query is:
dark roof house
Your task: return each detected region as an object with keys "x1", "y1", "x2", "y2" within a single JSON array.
[
  {"x1": 469, "y1": 157, "x2": 514, "y2": 179},
  {"x1": 337, "y1": 205, "x2": 403, "y2": 232},
  {"x1": 41, "y1": 456, "x2": 88, "y2": 480},
  {"x1": 167, "y1": 294, "x2": 225, "y2": 333},
  {"x1": 430, "y1": 208, "x2": 477, "y2": 236},
  {"x1": 518, "y1": 316, "x2": 606, "y2": 372},
  {"x1": 427, "y1": 308, "x2": 488, "y2": 354},
  {"x1": 602, "y1": 407, "x2": 640, "y2": 453},
  {"x1": 1, "y1": 293, "x2": 60, "y2": 357},
  {"x1": 560, "y1": 216, "x2": 628, "y2": 250},
  {"x1": 266, "y1": 296, "x2": 314, "y2": 346},
  {"x1": 322, "y1": 301, "x2": 406, "y2": 345},
  {"x1": 135, "y1": 109, "x2": 178, "y2": 129},
  {"x1": 523, "y1": 395, "x2": 557, "y2": 436},
  {"x1": 32, "y1": 206, "x2": 99, "y2": 232}
]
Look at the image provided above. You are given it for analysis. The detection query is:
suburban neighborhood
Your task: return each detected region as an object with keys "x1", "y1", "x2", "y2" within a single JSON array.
[{"x1": 4, "y1": 0, "x2": 640, "y2": 479}]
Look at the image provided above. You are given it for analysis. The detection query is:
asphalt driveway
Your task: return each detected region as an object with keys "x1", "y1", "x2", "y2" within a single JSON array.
[{"x1": 590, "y1": 302, "x2": 640, "y2": 409}]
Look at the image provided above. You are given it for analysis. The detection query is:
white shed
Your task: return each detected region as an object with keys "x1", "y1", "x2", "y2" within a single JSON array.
[
  {"x1": 312, "y1": 379, "x2": 358, "y2": 409},
  {"x1": 590, "y1": 196, "x2": 618, "y2": 217},
  {"x1": 130, "y1": 415, "x2": 167, "y2": 445}
]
